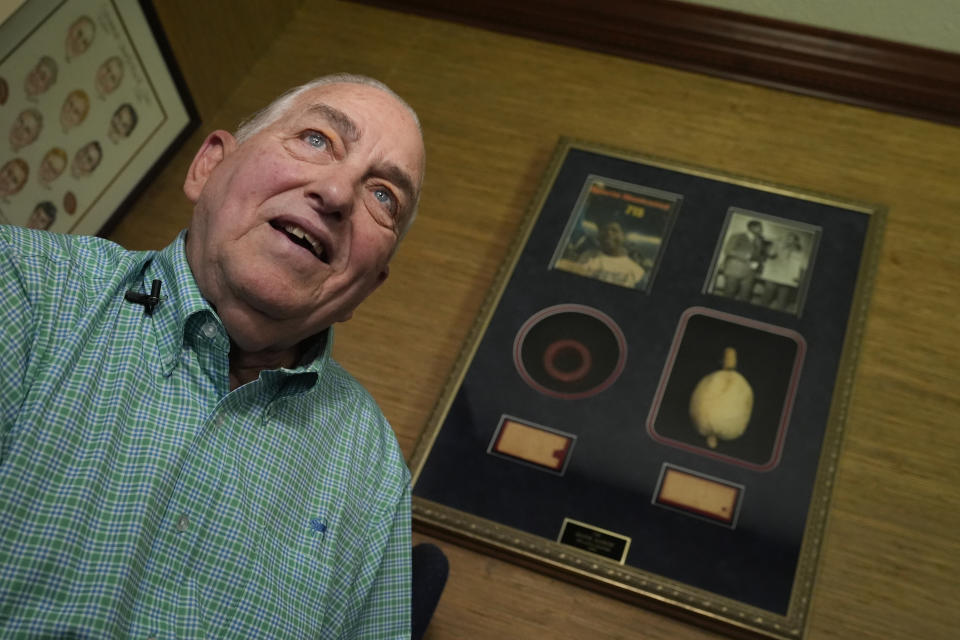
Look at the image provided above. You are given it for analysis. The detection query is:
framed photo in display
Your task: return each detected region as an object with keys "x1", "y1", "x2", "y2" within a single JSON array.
[
  {"x1": 549, "y1": 175, "x2": 681, "y2": 292},
  {"x1": 0, "y1": 0, "x2": 198, "y2": 236},
  {"x1": 410, "y1": 138, "x2": 885, "y2": 640},
  {"x1": 704, "y1": 207, "x2": 821, "y2": 316}
]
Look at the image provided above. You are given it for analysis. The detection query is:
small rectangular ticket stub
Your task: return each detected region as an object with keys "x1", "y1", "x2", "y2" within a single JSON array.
[
  {"x1": 655, "y1": 464, "x2": 743, "y2": 526},
  {"x1": 489, "y1": 416, "x2": 574, "y2": 473}
]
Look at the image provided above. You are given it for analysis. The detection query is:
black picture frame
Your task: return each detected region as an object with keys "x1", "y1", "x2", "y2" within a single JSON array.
[{"x1": 0, "y1": 0, "x2": 198, "y2": 236}]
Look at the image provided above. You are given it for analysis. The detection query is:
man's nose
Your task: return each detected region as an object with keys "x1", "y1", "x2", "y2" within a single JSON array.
[{"x1": 305, "y1": 168, "x2": 358, "y2": 222}]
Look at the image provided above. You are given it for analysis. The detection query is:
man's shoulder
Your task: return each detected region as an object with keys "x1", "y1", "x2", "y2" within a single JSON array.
[
  {"x1": 314, "y1": 358, "x2": 409, "y2": 475},
  {"x1": 319, "y1": 356, "x2": 372, "y2": 394},
  {"x1": 320, "y1": 358, "x2": 393, "y2": 432},
  {"x1": 0, "y1": 226, "x2": 163, "y2": 339},
  {"x1": 1, "y1": 226, "x2": 143, "y2": 280}
]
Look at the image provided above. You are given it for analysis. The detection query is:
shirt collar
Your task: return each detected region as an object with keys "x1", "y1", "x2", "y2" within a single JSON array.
[{"x1": 143, "y1": 230, "x2": 333, "y2": 382}]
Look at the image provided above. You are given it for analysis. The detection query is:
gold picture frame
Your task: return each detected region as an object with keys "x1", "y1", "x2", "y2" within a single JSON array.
[{"x1": 411, "y1": 138, "x2": 885, "y2": 639}]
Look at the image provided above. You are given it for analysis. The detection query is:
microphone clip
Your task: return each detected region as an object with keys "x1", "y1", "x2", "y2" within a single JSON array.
[{"x1": 125, "y1": 279, "x2": 162, "y2": 315}]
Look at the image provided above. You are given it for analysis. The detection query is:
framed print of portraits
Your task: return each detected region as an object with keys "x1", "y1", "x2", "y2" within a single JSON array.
[{"x1": 0, "y1": 0, "x2": 197, "y2": 235}]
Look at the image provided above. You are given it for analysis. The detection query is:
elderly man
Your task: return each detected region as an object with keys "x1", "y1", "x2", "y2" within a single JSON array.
[{"x1": 0, "y1": 73, "x2": 424, "y2": 638}]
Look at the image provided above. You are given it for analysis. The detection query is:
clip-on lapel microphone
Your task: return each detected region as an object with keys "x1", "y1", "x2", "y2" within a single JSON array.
[{"x1": 125, "y1": 279, "x2": 162, "y2": 315}]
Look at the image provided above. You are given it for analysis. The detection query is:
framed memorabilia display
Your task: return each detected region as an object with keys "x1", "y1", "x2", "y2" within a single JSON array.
[
  {"x1": 410, "y1": 138, "x2": 886, "y2": 639},
  {"x1": 0, "y1": 0, "x2": 198, "y2": 235}
]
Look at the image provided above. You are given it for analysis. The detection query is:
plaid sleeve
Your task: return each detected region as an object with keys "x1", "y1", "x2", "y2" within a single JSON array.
[
  {"x1": 0, "y1": 228, "x2": 36, "y2": 453},
  {"x1": 348, "y1": 481, "x2": 412, "y2": 639}
]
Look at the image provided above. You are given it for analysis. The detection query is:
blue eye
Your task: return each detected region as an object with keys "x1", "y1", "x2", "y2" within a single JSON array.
[
  {"x1": 373, "y1": 187, "x2": 395, "y2": 208},
  {"x1": 303, "y1": 131, "x2": 328, "y2": 149}
]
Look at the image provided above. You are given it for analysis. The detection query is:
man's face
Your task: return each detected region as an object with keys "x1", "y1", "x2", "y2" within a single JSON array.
[
  {"x1": 10, "y1": 109, "x2": 42, "y2": 150},
  {"x1": 599, "y1": 222, "x2": 625, "y2": 255},
  {"x1": 109, "y1": 105, "x2": 135, "y2": 138},
  {"x1": 96, "y1": 57, "x2": 124, "y2": 95},
  {"x1": 39, "y1": 149, "x2": 66, "y2": 183},
  {"x1": 25, "y1": 58, "x2": 56, "y2": 96},
  {"x1": 0, "y1": 160, "x2": 28, "y2": 196},
  {"x1": 747, "y1": 221, "x2": 763, "y2": 236},
  {"x1": 184, "y1": 82, "x2": 424, "y2": 352},
  {"x1": 71, "y1": 142, "x2": 101, "y2": 177},
  {"x1": 61, "y1": 91, "x2": 89, "y2": 130},
  {"x1": 66, "y1": 17, "x2": 95, "y2": 59}
]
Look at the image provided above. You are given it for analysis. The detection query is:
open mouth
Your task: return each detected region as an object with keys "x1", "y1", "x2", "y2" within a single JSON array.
[{"x1": 270, "y1": 220, "x2": 328, "y2": 263}]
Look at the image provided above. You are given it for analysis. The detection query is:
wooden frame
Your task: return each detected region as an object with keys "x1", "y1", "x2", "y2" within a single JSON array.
[
  {"x1": 410, "y1": 138, "x2": 886, "y2": 639},
  {"x1": 0, "y1": 0, "x2": 198, "y2": 235}
]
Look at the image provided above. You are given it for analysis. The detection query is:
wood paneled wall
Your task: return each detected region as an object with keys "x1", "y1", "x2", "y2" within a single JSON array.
[
  {"x1": 109, "y1": 1, "x2": 960, "y2": 638},
  {"x1": 148, "y1": 0, "x2": 303, "y2": 120}
]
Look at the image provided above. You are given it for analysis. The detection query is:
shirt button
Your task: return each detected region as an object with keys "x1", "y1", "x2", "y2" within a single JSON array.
[
  {"x1": 176, "y1": 514, "x2": 190, "y2": 532},
  {"x1": 201, "y1": 322, "x2": 218, "y2": 338}
]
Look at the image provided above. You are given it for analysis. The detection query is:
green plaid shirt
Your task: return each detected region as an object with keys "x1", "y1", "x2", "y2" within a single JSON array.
[{"x1": 0, "y1": 226, "x2": 411, "y2": 638}]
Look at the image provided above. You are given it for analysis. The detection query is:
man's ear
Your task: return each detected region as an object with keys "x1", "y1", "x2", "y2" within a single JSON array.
[
  {"x1": 334, "y1": 266, "x2": 390, "y2": 324},
  {"x1": 183, "y1": 130, "x2": 236, "y2": 203}
]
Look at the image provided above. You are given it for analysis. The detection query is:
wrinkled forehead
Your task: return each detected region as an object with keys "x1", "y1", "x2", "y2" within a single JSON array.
[
  {"x1": 284, "y1": 84, "x2": 424, "y2": 173},
  {"x1": 288, "y1": 83, "x2": 418, "y2": 125}
]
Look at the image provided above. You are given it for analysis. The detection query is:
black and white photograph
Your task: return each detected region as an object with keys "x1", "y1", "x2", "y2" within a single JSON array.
[{"x1": 705, "y1": 207, "x2": 821, "y2": 315}]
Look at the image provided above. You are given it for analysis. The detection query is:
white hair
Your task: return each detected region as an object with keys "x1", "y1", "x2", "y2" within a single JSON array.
[
  {"x1": 233, "y1": 73, "x2": 423, "y2": 236},
  {"x1": 234, "y1": 73, "x2": 421, "y2": 142}
]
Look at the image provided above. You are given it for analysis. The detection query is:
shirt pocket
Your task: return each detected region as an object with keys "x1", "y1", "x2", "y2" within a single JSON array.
[{"x1": 236, "y1": 525, "x2": 342, "y2": 636}]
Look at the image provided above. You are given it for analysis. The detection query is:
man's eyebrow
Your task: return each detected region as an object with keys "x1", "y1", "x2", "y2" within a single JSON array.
[
  {"x1": 372, "y1": 161, "x2": 418, "y2": 208},
  {"x1": 303, "y1": 103, "x2": 360, "y2": 143},
  {"x1": 301, "y1": 102, "x2": 418, "y2": 207}
]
